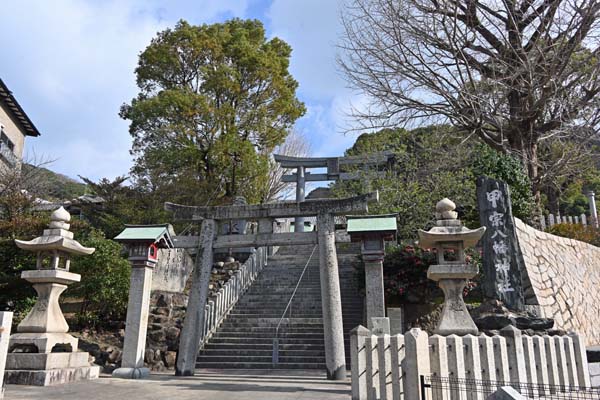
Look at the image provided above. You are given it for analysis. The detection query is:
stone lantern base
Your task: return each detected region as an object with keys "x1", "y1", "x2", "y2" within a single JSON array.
[
  {"x1": 5, "y1": 270, "x2": 100, "y2": 386},
  {"x1": 4, "y1": 352, "x2": 99, "y2": 386}
]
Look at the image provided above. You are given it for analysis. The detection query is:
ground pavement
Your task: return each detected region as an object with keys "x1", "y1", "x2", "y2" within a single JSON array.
[{"x1": 4, "y1": 370, "x2": 351, "y2": 400}]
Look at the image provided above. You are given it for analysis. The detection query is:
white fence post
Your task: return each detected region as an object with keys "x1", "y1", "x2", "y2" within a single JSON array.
[
  {"x1": 463, "y1": 334, "x2": 484, "y2": 400},
  {"x1": 390, "y1": 334, "x2": 405, "y2": 400},
  {"x1": 549, "y1": 214, "x2": 555, "y2": 226},
  {"x1": 540, "y1": 215, "x2": 546, "y2": 230},
  {"x1": 404, "y1": 328, "x2": 430, "y2": 400},
  {"x1": 569, "y1": 332, "x2": 591, "y2": 388},
  {"x1": 0, "y1": 312, "x2": 13, "y2": 400},
  {"x1": 365, "y1": 335, "x2": 379, "y2": 400},
  {"x1": 378, "y1": 335, "x2": 393, "y2": 400},
  {"x1": 351, "y1": 326, "x2": 369, "y2": 400},
  {"x1": 500, "y1": 326, "x2": 527, "y2": 386},
  {"x1": 532, "y1": 336, "x2": 549, "y2": 396}
]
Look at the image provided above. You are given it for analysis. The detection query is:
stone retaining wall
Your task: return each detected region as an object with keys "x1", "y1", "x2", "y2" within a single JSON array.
[{"x1": 515, "y1": 218, "x2": 600, "y2": 346}]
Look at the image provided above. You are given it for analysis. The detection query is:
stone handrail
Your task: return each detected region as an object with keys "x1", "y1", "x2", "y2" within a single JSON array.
[
  {"x1": 351, "y1": 326, "x2": 591, "y2": 400},
  {"x1": 198, "y1": 247, "x2": 268, "y2": 347}
]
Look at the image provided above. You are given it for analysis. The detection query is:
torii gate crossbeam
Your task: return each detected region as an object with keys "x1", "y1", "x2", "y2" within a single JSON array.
[{"x1": 167, "y1": 192, "x2": 378, "y2": 380}]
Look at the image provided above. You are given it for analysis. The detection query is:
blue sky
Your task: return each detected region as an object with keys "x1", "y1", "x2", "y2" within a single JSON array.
[{"x1": 0, "y1": 0, "x2": 364, "y2": 182}]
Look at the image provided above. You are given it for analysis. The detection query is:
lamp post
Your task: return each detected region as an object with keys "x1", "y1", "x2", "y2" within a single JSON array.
[
  {"x1": 347, "y1": 214, "x2": 397, "y2": 334},
  {"x1": 418, "y1": 199, "x2": 485, "y2": 336},
  {"x1": 6, "y1": 207, "x2": 98, "y2": 386},
  {"x1": 112, "y1": 225, "x2": 174, "y2": 379}
]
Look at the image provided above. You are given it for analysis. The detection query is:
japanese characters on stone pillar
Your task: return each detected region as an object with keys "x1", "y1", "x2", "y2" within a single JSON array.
[{"x1": 476, "y1": 176, "x2": 526, "y2": 311}]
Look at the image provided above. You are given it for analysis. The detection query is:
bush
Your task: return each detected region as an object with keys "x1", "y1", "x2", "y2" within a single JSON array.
[
  {"x1": 69, "y1": 229, "x2": 131, "y2": 327},
  {"x1": 546, "y1": 223, "x2": 600, "y2": 246},
  {"x1": 378, "y1": 244, "x2": 482, "y2": 306}
]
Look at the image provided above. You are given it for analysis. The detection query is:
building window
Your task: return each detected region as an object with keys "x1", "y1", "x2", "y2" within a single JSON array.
[{"x1": 0, "y1": 129, "x2": 14, "y2": 151}]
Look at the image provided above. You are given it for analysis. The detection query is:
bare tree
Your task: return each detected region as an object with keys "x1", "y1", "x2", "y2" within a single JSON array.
[
  {"x1": 262, "y1": 130, "x2": 311, "y2": 202},
  {"x1": 339, "y1": 0, "x2": 600, "y2": 202}
]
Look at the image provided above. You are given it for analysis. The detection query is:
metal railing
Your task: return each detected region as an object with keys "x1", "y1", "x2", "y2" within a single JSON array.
[
  {"x1": 272, "y1": 245, "x2": 317, "y2": 365},
  {"x1": 421, "y1": 375, "x2": 600, "y2": 400},
  {"x1": 199, "y1": 247, "x2": 269, "y2": 347},
  {"x1": 0, "y1": 142, "x2": 17, "y2": 166}
]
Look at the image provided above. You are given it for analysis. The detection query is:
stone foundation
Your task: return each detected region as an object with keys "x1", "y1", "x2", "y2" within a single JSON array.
[{"x1": 4, "y1": 365, "x2": 99, "y2": 386}]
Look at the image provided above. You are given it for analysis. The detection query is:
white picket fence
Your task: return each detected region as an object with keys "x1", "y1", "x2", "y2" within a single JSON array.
[
  {"x1": 351, "y1": 326, "x2": 591, "y2": 400},
  {"x1": 0, "y1": 312, "x2": 13, "y2": 399},
  {"x1": 199, "y1": 247, "x2": 268, "y2": 346},
  {"x1": 539, "y1": 213, "x2": 596, "y2": 230}
]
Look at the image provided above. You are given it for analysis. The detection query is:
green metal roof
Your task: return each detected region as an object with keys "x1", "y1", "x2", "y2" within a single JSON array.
[
  {"x1": 114, "y1": 225, "x2": 171, "y2": 242},
  {"x1": 346, "y1": 214, "x2": 397, "y2": 233}
]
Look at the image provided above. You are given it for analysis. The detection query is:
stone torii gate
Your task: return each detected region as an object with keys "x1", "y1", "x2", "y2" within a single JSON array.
[
  {"x1": 274, "y1": 152, "x2": 393, "y2": 232},
  {"x1": 165, "y1": 192, "x2": 378, "y2": 380}
]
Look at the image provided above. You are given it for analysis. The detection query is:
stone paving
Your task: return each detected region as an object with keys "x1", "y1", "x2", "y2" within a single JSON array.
[{"x1": 4, "y1": 370, "x2": 351, "y2": 400}]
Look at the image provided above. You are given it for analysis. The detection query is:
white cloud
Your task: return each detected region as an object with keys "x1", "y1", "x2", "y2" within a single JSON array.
[
  {"x1": 1, "y1": 0, "x2": 250, "y2": 181},
  {"x1": 267, "y1": 0, "x2": 365, "y2": 158}
]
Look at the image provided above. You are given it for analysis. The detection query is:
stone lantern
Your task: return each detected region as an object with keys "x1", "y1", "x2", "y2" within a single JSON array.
[
  {"x1": 6, "y1": 207, "x2": 99, "y2": 386},
  {"x1": 417, "y1": 199, "x2": 485, "y2": 335},
  {"x1": 347, "y1": 214, "x2": 397, "y2": 333},
  {"x1": 112, "y1": 224, "x2": 174, "y2": 379}
]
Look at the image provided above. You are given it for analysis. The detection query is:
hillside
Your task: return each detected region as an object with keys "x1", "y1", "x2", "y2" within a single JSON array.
[{"x1": 22, "y1": 163, "x2": 88, "y2": 201}]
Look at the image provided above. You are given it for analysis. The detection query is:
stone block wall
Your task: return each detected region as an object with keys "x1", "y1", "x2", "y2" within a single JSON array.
[
  {"x1": 515, "y1": 218, "x2": 600, "y2": 346},
  {"x1": 152, "y1": 249, "x2": 194, "y2": 293}
]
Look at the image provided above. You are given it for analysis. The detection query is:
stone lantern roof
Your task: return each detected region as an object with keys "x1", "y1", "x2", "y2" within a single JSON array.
[
  {"x1": 15, "y1": 207, "x2": 94, "y2": 256},
  {"x1": 418, "y1": 198, "x2": 485, "y2": 248}
]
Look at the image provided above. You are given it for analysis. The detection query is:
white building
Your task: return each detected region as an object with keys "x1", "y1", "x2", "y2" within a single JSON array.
[{"x1": 0, "y1": 79, "x2": 40, "y2": 169}]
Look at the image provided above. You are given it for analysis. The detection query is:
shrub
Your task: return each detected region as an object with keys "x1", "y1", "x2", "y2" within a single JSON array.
[
  {"x1": 380, "y1": 244, "x2": 482, "y2": 305},
  {"x1": 69, "y1": 229, "x2": 131, "y2": 327},
  {"x1": 546, "y1": 223, "x2": 600, "y2": 247}
]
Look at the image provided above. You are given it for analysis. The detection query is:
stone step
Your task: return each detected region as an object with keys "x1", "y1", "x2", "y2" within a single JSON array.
[
  {"x1": 199, "y1": 349, "x2": 325, "y2": 357},
  {"x1": 202, "y1": 343, "x2": 325, "y2": 351},
  {"x1": 212, "y1": 332, "x2": 324, "y2": 339},
  {"x1": 195, "y1": 362, "x2": 326, "y2": 369},
  {"x1": 196, "y1": 355, "x2": 325, "y2": 363}
]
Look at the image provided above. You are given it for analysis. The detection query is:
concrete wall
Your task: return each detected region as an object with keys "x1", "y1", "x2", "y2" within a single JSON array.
[
  {"x1": 515, "y1": 218, "x2": 600, "y2": 346},
  {"x1": 0, "y1": 104, "x2": 26, "y2": 160},
  {"x1": 151, "y1": 249, "x2": 194, "y2": 293}
]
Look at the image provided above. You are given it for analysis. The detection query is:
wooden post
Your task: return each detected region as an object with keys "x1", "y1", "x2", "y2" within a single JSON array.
[{"x1": 176, "y1": 218, "x2": 215, "y2": 376}]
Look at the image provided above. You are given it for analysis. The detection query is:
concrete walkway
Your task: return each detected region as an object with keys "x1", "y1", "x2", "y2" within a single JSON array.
[{"x1": 4, "y1": 370, "x2": 351, "y2": 400}]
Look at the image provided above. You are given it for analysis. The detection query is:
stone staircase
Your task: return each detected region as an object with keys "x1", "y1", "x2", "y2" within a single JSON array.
[{"x1": 196, "y1": 242, "x2": 364, "y2": 369}]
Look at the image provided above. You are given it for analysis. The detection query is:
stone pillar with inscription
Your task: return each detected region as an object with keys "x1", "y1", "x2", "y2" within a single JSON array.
[{"x1": 476, "y1": 177, "x2": 526, "y2": 311}]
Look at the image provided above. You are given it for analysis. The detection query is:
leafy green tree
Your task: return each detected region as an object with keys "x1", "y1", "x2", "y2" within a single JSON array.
[
  {"x1": 332, "y1": 126, "x2": 533, "y2": 238},
  {"x1": 121, "y1": 19, "x2": 305, "y2": 206},
  {"x1": 78, "y1": 176, "x2": 167, "y2": 239},
  {"x1": 469, "y1": 144, "x2": 534, "y2": 220}
]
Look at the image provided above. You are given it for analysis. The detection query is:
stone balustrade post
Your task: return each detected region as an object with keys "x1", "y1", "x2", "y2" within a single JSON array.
[
  {"x1": 0, "y1": 312, "x2": 13, "y2": 399},
  {"x1": 587, "y1": 191, "x2": 598, "y2": 228}
]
